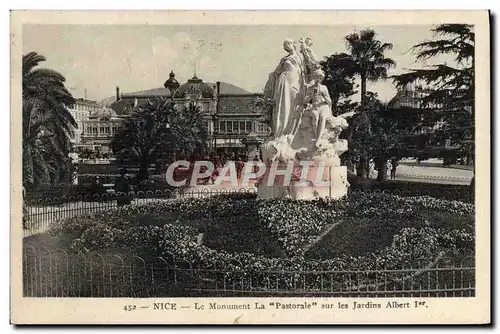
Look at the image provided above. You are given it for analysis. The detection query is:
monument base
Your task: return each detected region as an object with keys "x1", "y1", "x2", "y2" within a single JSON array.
[
  {"x1": 289, "y1": 166, "x2": 348, "y2": 200},
  {"x1": 256, "y1": 163, "x2": 349, "y2": 201}
]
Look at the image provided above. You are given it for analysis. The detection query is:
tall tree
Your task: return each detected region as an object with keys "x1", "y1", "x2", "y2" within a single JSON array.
[
  {"x1": 392, "y1": 24, "x2": 474, "y2": 161},
  {"x1": 344, "y1": 29, "x2": 396, "y2": 178},
  {"x1": 22, "y1": 52, "x2": 76, "y2": 189},
  {"x1": 111, "y1": 99, "x2": 207, "y2": 183},
  {"x1": 320, "y1": 53, "x2": 359, "y2": 116},
  {"x1": 345, "y1": 29, "x2": 397, "y2": 107},
  {"x1": 349, "y1": 92, "x2": 420, "y2": 181}
]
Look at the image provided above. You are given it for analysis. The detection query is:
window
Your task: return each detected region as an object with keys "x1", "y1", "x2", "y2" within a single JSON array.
[
  {"x1": 219, "y1": 121, "x2": 226, "y2": 133},
  {"x1": 203, "y1": 101, "x2": 210, "y2": 112},
  {"x1": 239, "y1": 121, "x2": 245, "y2": 134},
  {"x1": 246, "y1": 121, "x2": 252, "y2": 133},
  {"x1": 258, "y1": 123, "x2": 269, "y2": 134},
  {"x1": 203, "y1": 121, "x2": 209, "y2": 130},
  {"x1": 227, "y1": 121, "x2": 233, "y2": 133}
]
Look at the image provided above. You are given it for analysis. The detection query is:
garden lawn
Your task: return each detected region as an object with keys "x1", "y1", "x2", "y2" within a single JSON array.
[{"x1": 306, "y1": 191, "x2": 474, "y2": 260}]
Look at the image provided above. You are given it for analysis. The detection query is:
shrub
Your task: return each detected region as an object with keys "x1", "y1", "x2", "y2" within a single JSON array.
[
  {"x1": 348, "y1": 177, "x2": 473, "y2": 203},
  {"x1": 256, "y1": 197, "x2": 349, "y2": 255}
]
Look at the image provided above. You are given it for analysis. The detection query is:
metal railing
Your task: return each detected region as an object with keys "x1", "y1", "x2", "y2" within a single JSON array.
[
  {"x1": 22, "y1": 245, "x2": 475, "y2": 298},
  {"x1": 22, "y1": 188, "x2": 253, "y2": 237}
]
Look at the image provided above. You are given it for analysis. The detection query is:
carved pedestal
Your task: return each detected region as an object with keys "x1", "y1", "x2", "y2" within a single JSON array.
[
  {"x1": 255, "y1": 161, "x2": 349, "y2": 200},
  {"x1": 289, "y1": 165, "x2": 348, "y2": 200}
]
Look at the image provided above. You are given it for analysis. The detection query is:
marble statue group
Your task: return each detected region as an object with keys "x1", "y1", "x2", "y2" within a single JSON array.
[{"x1": 257, "y1": 37, "x2": 352, "y2": 200}]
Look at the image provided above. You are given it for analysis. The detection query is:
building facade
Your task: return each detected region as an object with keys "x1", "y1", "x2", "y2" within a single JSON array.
[
  {"x1": 109, "y1": 71, "x2": 269, "y2": 157},
  {"x1": 67, "y1": 98, "x2": 100, "y2": 145},
  {"x1": 387, "y1": 83, "x2": 473, "y2": 152},
  {"x1": 80, "y1": 107, "x2": 127, "y2": 154},
  {"x1": 388, "y1": 83, "x2": 446, "y2": 136}
]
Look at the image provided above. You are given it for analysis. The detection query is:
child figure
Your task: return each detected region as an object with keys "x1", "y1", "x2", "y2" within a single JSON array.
[
  {"x1": 303, "y1": 68, "x2": 337, "y2": 147},
  {"x1": 299, "y1": 37, "x2": 321, "y2": 70}
]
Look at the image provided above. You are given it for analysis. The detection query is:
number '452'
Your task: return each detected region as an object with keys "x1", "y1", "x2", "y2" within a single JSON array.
[{"x1": 124, "y1": 305, "x2": 137, "y2": 311}]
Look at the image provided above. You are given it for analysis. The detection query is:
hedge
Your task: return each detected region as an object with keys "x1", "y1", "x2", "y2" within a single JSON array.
[{"x1": 348, "y1": 176, "x2": 474, "y2": 203}]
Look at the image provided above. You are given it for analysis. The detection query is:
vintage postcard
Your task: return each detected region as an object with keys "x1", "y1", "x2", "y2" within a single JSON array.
[{"x1": 10, "y1": 10, "x2": 490, "y2": 325}]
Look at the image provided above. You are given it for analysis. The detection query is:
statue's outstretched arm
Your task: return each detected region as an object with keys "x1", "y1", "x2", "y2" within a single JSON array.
[{"x1": 338, "y1": 111, "x2": 355, "y2": 119}]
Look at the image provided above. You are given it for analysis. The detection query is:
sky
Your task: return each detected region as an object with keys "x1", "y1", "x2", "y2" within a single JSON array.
[{"x1": 22, "y1": 24, "x2": 451, "y2": 103}]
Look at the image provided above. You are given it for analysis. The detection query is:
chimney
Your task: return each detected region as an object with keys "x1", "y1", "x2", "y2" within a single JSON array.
[
  {"x1": 216, "y1": 81, "x2": 221, "y2": 96},
  {"x1": 116, "y1": 86, "x2": 120, "y2": 101}
]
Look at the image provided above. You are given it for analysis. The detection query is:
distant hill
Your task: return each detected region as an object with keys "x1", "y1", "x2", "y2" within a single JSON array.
[{"x1": 97, "y1": 95, "x2": 117, "y2": 107}]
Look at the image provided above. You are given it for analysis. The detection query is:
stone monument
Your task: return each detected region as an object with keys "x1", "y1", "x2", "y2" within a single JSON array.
[{"x1": 256, "y1": 37, "x2": 353, "y2": 200}]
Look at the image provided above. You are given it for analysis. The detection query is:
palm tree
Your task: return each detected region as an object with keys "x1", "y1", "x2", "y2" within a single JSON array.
[
  {"x1": 345, "y1": 29, "x2": 396, "y2": 178},
  {"x1": 111, "y1": 99, "x2": 207, "y2": 184},
  {"x1": 345, "y1": 29, "x2": 396, "y2": 107},
  {"x1": 23, "y1": 52, "x2": 76, "y2": 188}
]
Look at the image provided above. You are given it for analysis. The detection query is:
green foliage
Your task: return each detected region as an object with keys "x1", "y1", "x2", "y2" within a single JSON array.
[
  {"x1": 344, "y1": 28, "x2": 396, "y2": 106},
  {"x1": 48, "y1": 191, "x2": 474, "y2": 272},
  {"x1": 111, "y1": 99, "x2": 208, "y2": 181},
  {"x1": 305, "y1": 191, "x2": 474, "y2": 261},
  {"x1": 320, "y1": 53, "x2": 359, "y2": 115},
  {"x1": 348, "y1": 177, "x2": 474, "y2": 203},
  {"x1": 339, "y1": 29, "x2": 397, "y2": 177},
  {"x1": 22, "y1": 52, "x2": 76, "y2": 189},
  {"x1": 346, "y1": 92, "x2": 409, "y2": 178},
  {"x1": 257, "y1": 197, "x2": 349, "y2": 255},
  {"x1": 392, "y1": 24, "x2": 474, "y2": 147}
]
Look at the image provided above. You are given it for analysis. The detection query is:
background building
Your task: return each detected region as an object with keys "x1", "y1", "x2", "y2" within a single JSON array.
[
  {"x1": 388, "y1": 83, "x2": 445, "y2": 136},
  {"x1": 80, "y1": 107, "x2": 127, "y2": 155},
  {"x1": 67, "y1": 98, "x2": 100, "y2": 145},
  {"x1": 388, "y1": 82, "x2": 473, "y2": 162},
  {"x1": 107, "y1": 71, "x2": 269, "y2": 157}
]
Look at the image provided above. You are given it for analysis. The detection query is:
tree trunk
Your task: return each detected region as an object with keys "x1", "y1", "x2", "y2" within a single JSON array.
[
  {"x1": 356, "y1": 155, "x2": 369, "y2": 178},
  {"x1": 360, "y1": 73, "x2": 367, "y2": 108},
  {"x1": 136, "y1": 160, "x2": 150, "y2": 183},
  {"x1": 469, "y1": 175, "x2": 475, "y2": 200},
  {"x1": 376, "y1": 157, "x2": 389, "y2": 182},
  {"x1": 355, "y1": 74, "x2": 370, "y2": 179}
]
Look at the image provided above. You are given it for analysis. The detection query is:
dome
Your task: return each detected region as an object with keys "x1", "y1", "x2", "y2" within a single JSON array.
[
  {"x1": 164, "y1": 70, "x2": 180, "y2": 92},
  {"x1": 174, "y1": 75, "x2": 215, "y2": 99},
  {"x1": 89, "y1": 107, "x2": 118, "y2": 120}
]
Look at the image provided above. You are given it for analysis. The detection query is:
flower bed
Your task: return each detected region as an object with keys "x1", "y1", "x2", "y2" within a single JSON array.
[
  {"x1": 348, "y1": 177, "x2": 474, "y2": 203},
  {"x1": 47, "y1": 191, "x2": 474, "y2": 274},
  {"x1": 256, "y1": 197, "x2": 349, "y2": 255}
]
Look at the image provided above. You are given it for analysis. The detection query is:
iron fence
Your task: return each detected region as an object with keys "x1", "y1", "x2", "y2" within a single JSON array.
[
  {"x1": 22, "y1": 188, "x2": 256, "y2": 237},
  {"x1": 22, "y1": 245, "x2": 475, "y2": 298}
]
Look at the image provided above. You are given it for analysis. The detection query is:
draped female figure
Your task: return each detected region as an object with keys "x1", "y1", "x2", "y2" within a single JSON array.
[{"x1": 264, "y1": 38, "x2": 306, "y2": 138}]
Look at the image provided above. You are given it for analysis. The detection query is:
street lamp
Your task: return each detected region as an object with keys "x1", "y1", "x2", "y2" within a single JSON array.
[
  {"x1": 211, "y1": 113, "x2": 218, "y2": 154},
  {"x1": 165, "y1": 122, "x2": 176, "y2": 161}
]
